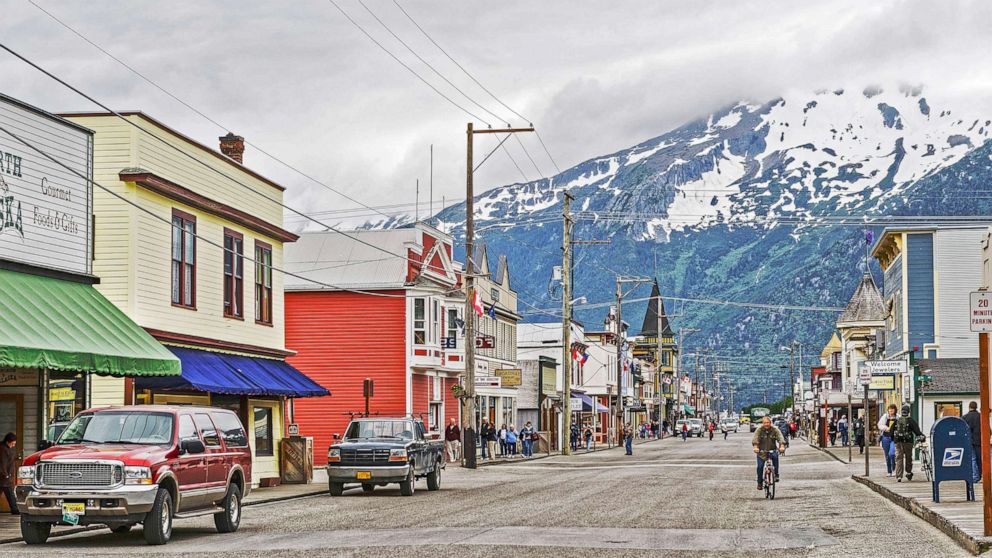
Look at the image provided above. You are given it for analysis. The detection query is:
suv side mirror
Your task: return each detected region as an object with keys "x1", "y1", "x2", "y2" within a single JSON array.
[
  {"x1": 332, "y1": 433, "x2": 341, "y2": 440},
  {"x1": 38, "y1": 440, "x2": 53, "y2": 451},
  {"x1": 180, "y1": 438, "x2": 206, "y2": 455}
]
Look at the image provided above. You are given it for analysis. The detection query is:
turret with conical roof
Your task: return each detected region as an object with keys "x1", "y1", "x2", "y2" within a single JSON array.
[
  {"x1": 836, "y1": 273, "x2": 886, "y2": 329},
  {"x1": 640, "y1": 280, "x2": 673, "y2": 337}
]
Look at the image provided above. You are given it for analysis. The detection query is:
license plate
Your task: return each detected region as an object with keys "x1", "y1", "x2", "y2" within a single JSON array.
[
  {"x1": 356, "y1": 471, "x2": 372, "y2": 480},
  {"x1": 62, "y1": 503, "x2": 85, "y2": 516}
]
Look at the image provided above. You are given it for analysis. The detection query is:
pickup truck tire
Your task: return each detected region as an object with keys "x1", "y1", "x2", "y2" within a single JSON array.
[
  {"x1": 143, "y1": 488, "x2": 173, "y2": 545},
  {"x1": 426, "y1": 463, "x2": 441, "y2": 491},
  {"x1": 361, "y1": 483, "x2": 375, "y2": 493},
  {"x1": 399, "y1": 467, "x2": 416, "y2": 496},
  {"x1": 328, "y1": 482, "x2": 344, "y2": 496},
  {"x1": 214, "y1": 484, "x2": 242, "y2": 533},
  {"x1": 20, "y1": 518, "x2": 51, "y2": 545}
]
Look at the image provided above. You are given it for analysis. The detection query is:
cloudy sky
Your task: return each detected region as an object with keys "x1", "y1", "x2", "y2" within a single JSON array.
[{"x1": 2, "y1": 0, "x2": 990, "y2": 229}]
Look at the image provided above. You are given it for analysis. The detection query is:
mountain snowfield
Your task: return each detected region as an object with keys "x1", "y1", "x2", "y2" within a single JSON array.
[{"x1": 381, "y1": 86, "x2": 992, "y2": 404}]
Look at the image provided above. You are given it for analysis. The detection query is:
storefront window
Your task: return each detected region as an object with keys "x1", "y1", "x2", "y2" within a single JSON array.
[
  {"x1": 48, "y1": 370, "x2": 86, "y2": 425},
  {"x1": 935, "y1": 402, "x2": 962, "y2": 418},
  {"x1": 254, "y1": 406, "x2": 274, "y2": 456}
]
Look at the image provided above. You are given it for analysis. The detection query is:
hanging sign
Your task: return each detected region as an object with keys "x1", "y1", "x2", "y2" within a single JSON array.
[{"x1": 474, "y1": 376, "x2": 501, "y2": 388}]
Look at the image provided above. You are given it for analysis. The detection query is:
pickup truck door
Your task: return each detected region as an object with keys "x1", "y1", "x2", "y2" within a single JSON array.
[
  {"x1": 413, "y1": 422, "x2": 429, "y2": 475},
  {"x1": 174, "y1": 414, "x2": 208, "y2": 510}
]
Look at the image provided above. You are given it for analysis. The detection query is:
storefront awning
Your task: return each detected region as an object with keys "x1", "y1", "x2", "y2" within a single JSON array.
[
  {"x1": 0, "y1": 269, "x2": 180, "y2": 376},
  {"x1": 683, "y1": 404, "x2": 696, "y2": 415},
  {"x1": 137, "y1": 346, "x2": 329, "y2": 398},
  {"x1": 576, "y1": 393, "x2": 609, "y2": 413}
]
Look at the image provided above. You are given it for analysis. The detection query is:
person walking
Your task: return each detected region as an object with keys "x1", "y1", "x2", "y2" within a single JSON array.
[
  {"x1": 569, "y1": 423, "x2": 579, "y2": 452},
  {"x1": 778, "y1": 419, "x2": 790, "y2": 448},
  {"x1": 964, "y1": 401, "x2": 983, "y2": 481},
  {"x1": 838, "y1": 415, "x2": 849, "y2": 447},
  {"x1": 624, "y1": 423, "x2": 634, "y2": 455},
  {"x1": 681, "y1": 420, "x2": 689, "y2": 442},
  {"x1": 878, "y1": 404, "x2": 898, "y2": 476},
  {"x1": 584, "y1": 426, "x2": 593, "y2": 450},
  {"x1": 854, "y1": 416, "x2": 866, "y2": 455},
  {"x1": 499, "y1": 423, "x2": 508, "y2": 457},
  {"x1": 444, "y1": 418, "x2": 461, "y2": 463},
  {"x1": 828, "y1": 417, "x2": 838, "y2": 447},
  {"x1": 0, "y1": 433, "x2": 18, "y2": 515},
  {"x1": 480, "y1": 419, "x2": 496, "y2": 461},
  {"x1": 893, "y1": 405, "x2": 924, "y2": 482},
  {"x1": 506, "y1": 425, "x2": 519, "y2": 457},
  {"x1": 708, "y1": 421, "x2": 715, "y2": 441},
  {"x1": 722, "y1": 421, "x2": 730, "y2": 440},
  {"x1": 520, "y1": 421, "x2": 535, "y2": 458}
]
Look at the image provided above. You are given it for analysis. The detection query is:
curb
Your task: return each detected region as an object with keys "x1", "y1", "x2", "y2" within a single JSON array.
[
  {"x1": 808, "y1": 443, "x2": 855, "y2": 465},
  {"x1": 244, "y1": 488, "x2": 330, "y2": 506},
  {"x1": 0, "y1": 524, "x2": 101, "y2": 545},
  {"x1": 852, "y1": 475, "x2": 992, "y2": 555},
  {"x1": 474, "y1": 436, "x2": 668, "y2": 467}
]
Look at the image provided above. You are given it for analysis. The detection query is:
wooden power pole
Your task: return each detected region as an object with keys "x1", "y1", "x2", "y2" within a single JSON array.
[
  {"x1": 562, "y1": 191, "x2": 574, "y2": 455},
  {"x1": 462, "y1": 123, "x2": 533, "y2": 469}
]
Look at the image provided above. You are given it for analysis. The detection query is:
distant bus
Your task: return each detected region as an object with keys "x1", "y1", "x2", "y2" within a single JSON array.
[{"x1": 749, "y1": 407, "x2": 771, "y2": 432}]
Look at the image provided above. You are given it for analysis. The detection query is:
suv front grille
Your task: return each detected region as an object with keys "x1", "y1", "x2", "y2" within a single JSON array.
[
  {"x1": 340, "y1": 449, "x2": 390, "y2": 465},
  {"x1": 37, "y1": 462, "x2": 123, "y2": 488}
]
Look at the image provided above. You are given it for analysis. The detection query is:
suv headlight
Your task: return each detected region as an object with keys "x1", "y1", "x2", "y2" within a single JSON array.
[
  {"x1": 17, "y1": 465, "x2": 35, "y2": 485},
  {"x1": 388, "y1": 449, "x2": 408, "y2": 462},
  {"x1": 124, "y1": 466, "x2": 152, "y2": 485},
  {"x1": 327, "y1": 448, "x2": 340, "y2": 462}
]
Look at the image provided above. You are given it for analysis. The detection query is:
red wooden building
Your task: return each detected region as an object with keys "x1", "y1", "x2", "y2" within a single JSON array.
[{"x1": 284, "y1": 224, "x2": 465, "y2": 464}]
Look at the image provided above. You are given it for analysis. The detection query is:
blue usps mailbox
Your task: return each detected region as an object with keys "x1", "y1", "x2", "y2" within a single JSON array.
[{"x1": 930, "y1": 416, "x2": 975, "y2": 502}]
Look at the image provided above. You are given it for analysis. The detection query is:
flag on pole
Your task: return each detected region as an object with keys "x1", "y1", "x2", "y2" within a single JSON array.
[
  {"x1": 486, "y1": 302, "x2": 497, "y2": 319},
  {"x1": 865, "y1": 229, "x2": 874, "y2": 246},
  {"x1": 472, "y1": 291, "x2": 484, "y2": 316},
  {"x1": 572, "y1": 347, "x2": 589, "y2": 364}
]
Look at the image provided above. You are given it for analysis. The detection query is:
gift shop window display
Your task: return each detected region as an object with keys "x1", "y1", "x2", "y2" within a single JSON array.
[{"x1": 47, "y1": 370, "x2": 87, "y2": 431}]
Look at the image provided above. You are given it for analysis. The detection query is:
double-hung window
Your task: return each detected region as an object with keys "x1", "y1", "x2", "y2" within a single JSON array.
[
  {"x1": 255, "y1": 241, "x2": 273, "y2": 324},
  {"x1": 446, "y1": 308, "x2": 459, "y2": 343},
  {"x1": 413, "y1": 298, "x2": 426, "y2": 344},
  {"x1": 171, "y1": 210, "x2": 196, "y2": 308},
  {"x1": 223, "y1": 230, "x2": 244, "y2": 318},
  {"x1": 432, "y1": 299, "x2": 440, "y2": 344}
]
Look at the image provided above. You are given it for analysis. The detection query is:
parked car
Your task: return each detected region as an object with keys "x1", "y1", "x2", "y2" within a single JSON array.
[
  {"x1": 326, "y1": 417, "x2": 444, "y2": 496},
  {"x1": 16, "y1": 406, "x2": 252, "y2": 546}
]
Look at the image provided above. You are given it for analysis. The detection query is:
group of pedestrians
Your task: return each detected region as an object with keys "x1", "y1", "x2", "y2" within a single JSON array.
[
  {"x1": 478, "y1": 418, "x2": 538, "y2": 460},
  {"x1": 878, "y1": 404, "x2": 925, "y2": 482},
  {"x1": 569, "y1": 423, "x2": 596, "y2": 451}
]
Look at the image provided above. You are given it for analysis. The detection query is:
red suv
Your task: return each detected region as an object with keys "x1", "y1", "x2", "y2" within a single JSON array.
[{"x1": 15, "y1": 406, "x2": 252, "y2": 545}]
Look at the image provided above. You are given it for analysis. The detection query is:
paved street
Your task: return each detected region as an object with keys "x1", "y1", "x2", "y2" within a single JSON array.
[{"x1": 0, "y1": 434, "x2": 970, "y2": 557}]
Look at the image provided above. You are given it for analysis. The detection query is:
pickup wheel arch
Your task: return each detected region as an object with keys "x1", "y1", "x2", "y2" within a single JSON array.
[
  {"x1": 157, "y1": 474, "x2": 179, "y2": 513},
  {"x1": 228, "y1": 466, "x2": 245, "y2": 495}
]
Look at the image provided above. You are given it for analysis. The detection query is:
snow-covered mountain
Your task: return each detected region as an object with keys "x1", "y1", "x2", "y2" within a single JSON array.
[{"x1": 418, "y1": 86, "x2": 992, "y2": 405}]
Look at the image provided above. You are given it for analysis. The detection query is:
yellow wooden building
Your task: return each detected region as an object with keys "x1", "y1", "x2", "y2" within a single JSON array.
[{"x1": 62, "y1": 112, "x2": 327, "y2": 486}]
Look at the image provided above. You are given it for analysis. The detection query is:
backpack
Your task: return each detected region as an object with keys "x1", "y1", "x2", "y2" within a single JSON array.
[{"x1": 893, "y1": 416, "x2": 914, "y2": 443}]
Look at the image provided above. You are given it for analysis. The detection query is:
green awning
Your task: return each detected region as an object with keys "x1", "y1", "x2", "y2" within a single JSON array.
[
  {"x1": 683, "y1": 404, "x2": 695, "y2": 415},
  {"x1": 0, "y1": 269, "x2": 180, "y2": 376}
]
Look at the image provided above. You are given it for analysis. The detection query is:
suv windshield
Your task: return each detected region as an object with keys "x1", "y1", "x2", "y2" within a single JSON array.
[
  {"x1": 58, "y1": 412, "x2": 175, "y2": 446},
  {"x1": 345, "y1": 420, "x2": 416, "y2": 440}
]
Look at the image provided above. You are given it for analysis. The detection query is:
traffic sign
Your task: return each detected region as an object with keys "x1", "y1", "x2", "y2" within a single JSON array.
[
  {"x1": 971, "y1": 291, "x2": 992, "y2": 332},
  {"x1": 859, "y1": 368, "x2": 872, "y2": 386}
]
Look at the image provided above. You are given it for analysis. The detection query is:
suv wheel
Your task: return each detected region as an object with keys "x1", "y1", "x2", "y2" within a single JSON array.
[
  {"x1": 426, "y1": 463, "x2": 441, "y2": 491},
  {"x1": 143, "y1": 488, "x2": 173, "y2": 545},
  {"x1": 214, "y1": 484, "x2": 242, "y2": 533},
  {"x1": 399, "y1": 467, "x2": 416, "y2": 497},
  {"x1": 328, "y1": 482, "x2": 344, "y2": 496},
  {"x1": 20, "y1": 518, "x2": 52, "y2": 545}
]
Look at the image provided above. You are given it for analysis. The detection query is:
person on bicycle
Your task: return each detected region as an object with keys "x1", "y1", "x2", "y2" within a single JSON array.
[{"x1": 752, "y1": 416, "x2": 786, "y2": 490}]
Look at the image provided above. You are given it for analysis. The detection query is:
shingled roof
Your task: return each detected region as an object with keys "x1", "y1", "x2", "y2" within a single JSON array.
[
  {"x1": 917, "y1": 358, "x2": 979, "y2": 394},
  {"x1": 640, "y1": 280, "x2": 673, "y2": 337},
  {"x1": 837, "y1": 273, "x2": 886, "y2": 327}
]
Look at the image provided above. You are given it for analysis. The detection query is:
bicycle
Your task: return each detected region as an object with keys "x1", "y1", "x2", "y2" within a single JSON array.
[
  {"x1": 758, "y1": 450, "x2": 781, "y2": 500},
  {"x1": 916, "y1": 440, "x2": 933, "y2": 482}
]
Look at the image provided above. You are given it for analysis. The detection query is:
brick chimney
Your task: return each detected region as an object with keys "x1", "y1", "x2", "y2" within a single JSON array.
[{"x1": 219, "y1": 133, "x2": 244, "y2": 163}]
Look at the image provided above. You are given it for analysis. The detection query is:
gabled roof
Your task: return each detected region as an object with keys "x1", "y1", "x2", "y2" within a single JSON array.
[
  {"x1": 639, "y1": 280, "x2": 673, "y2": 337},
  {"x1": 820, "y1": 332, "x2": 842, "y2": 359},
  {"x1": 836, "y1": 273, "x2": 886, "y2": 328},
  {"x1": 284, "y1": 230, "x2": 412, "y2": 291},
  {"x1": 917, "y1": 358, "x2": 979, "y2": 394},
  {"x1": 470, "y1": 243, "x2": 490, "y2": 275},
  {"x1": 493, "y1": 255, "x2": 509, "y2": 287}
]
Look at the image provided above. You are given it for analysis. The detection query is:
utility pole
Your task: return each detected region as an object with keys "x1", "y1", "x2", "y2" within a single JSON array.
[
  {"x1": 463, "y1": 123, "x2": 534, "y2": 469},
  {"x1": 562, "y1": 190, "x2": 574, "y2": 456},
  {"x1": 789, "y1": 347, "x2": 796, "y2": 417}
]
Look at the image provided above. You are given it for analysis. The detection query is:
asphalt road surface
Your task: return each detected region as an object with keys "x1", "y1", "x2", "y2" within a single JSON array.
[{"x1": 0, "y1": 432, "x2": 969, "y2": 557}]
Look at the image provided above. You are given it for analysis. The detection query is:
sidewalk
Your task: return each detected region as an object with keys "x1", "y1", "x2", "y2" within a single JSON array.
[
  {"x1": 475, "y1": 435, "x2": 666, "y2": 467},
  {"x1": 0, "y1": 470, "x2": 330, "y2": 544},
  {"x1": 819, "y1": 442, "x2": 992, "y2": 555}
]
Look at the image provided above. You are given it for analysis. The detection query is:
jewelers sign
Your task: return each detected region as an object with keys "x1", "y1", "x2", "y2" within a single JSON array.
[{"x1": 0, "y1": 96, "x2": 92, "y2": 275}]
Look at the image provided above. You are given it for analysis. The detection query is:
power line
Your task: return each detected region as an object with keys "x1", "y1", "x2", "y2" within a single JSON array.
[{"x1": 25, "y1": 0, "x2": 399, "y2": 223}]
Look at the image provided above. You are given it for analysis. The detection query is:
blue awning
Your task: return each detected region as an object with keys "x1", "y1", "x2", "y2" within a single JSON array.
[
  {"x1": 137, "y1": 346, "x2": 329, "y2": 398},
  {"x1": 576, "y1": 393, "x2": 609, "y2": 413}
]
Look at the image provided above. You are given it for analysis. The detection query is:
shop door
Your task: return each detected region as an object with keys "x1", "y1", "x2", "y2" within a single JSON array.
[{"x1": 0, "y1": 395, "x2": 23, "y2": 513}]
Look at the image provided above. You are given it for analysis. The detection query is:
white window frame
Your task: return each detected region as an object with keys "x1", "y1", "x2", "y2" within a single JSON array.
[
  {"x1": 446, "y1": 307, "x2": 459, "y2": 342},
  {"x1": 413, "y1": 298, "x2": 426, "y2": 345}
]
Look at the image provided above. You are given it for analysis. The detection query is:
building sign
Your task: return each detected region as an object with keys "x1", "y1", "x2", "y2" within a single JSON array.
[
  {"x1": 475, "y1": 360, "x2": 490, "y2": 376},
  {"x1": 0, "y1": 368, "x2": 37, "y2": 387},
  {"x1": 48, "y1": 387, "x2": 75, "y2": 402},
  {"x1": 970, "y1": 291, "x2": 992, "y2": 332},
  {"x1": 540, "y1": 363, "x2": 556, "y2": 395},
  {"x1": 475, "y1": 334, "x2": 495, "y2": 349},
  {"x1": 494, "y1": 368, "x2": 521, "y2": 387},
  {"x1": 0, "y1": 98, "x2": 92, "y2": 275},
  {"x1": 862, "y1": 359, "x2": 908, "y2": 376},
  {"x1": 288, "y1": 423, "x2": 300, "y2": 436},
  {"x1": 569, "y1": 397, "x2": 583, "y2": 410},
  {"x1": 475, "y1": 376, "x2": 501, "y2": 388},
  {"x1": 868, "y1": 374, "x2": 896, "y2": 391},
  {"x1": 441, "y1": 337, "x2": 457, "y2": 349}
]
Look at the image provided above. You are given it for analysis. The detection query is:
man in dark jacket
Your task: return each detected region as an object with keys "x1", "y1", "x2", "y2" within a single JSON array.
[
  {"x1": 0, "y1": 433, "x2": 18, "y2": 515},
  {"x1": 893, "y1": 405, "x2": 925, "y2": 482},
  {"x1": 444, "y1": 418, "x2": 461, "y2": 463},
  {"x1": 480, "y1": 419, "x2": 496, "y2": 460},
  {"x1": 964, "y1": 401, "x2": 983, "y2": 481}
]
